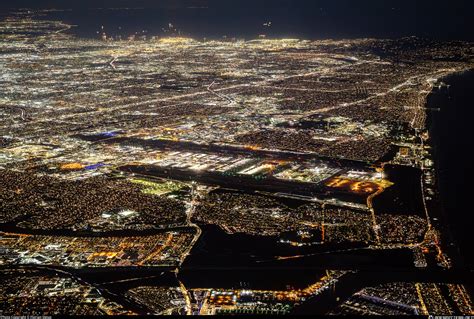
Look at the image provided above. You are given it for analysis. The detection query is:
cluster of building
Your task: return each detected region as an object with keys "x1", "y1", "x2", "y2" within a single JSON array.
[
  {"x1": 193, "y1": 192, "x2": 302, "y2": 236},
  {"x1": 0, "y1": 231, "x2": 195, "y2": 267},
  {"x1": 194, "y1": 191, "x2": 427, "y2": 247},
  {"x1": 0, "y1": 170, "x2": 186, "y2": 230},
  {"x1": 126, "y1": 286, "x2": 186, "y2": 315},
  {"x1": 139, "y1": 150, "x2": 266, "y2": 175},
  {"x1": 0, "y1": 270, "x2": 133, "y2": 315},
  {"x1": 136, "y1": 148, "x2": 352, "y2": 185},
  {"x1": 417, "y1": 283, "x2": 473, "y2": 315},
  {"x1": 73, "y1": 208, "x2": 155, "y2": 232},
  {"x1": 332, "y1": 282, "x2": 473, "y2": 316},
  {"x1": 193, "y1": 271, "x2": 347, "y2": 315},
  {"x1": 274, "y1": 163, "x2": 341, "y2": 184},
  {"x1": 2, "y1": 11, "x2": 471, "y2": 167}
]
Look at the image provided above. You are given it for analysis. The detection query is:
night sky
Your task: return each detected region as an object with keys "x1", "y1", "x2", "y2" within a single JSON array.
[{"x1": 1, "y1": 0, "x2": 473, "y2": 41}]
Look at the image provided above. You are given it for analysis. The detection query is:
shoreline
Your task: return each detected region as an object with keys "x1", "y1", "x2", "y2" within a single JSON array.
[{"x1": 425, "y1": 68, "x2": 474, "y2": 270}]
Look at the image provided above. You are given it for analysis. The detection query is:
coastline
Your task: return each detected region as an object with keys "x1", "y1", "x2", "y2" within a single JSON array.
[{"x1": 426, "y1": 68, "x2": 474, "y2": 270}]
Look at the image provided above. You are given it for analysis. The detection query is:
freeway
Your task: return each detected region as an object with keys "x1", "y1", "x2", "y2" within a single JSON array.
[{"x1": 179, "y1": 181, "x2": 203, "y2": 266}]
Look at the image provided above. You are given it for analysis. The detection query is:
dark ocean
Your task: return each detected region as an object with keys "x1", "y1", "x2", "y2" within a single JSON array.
[
  {"x1": 1, "y1": 0, "x2": 474, "y2": 41},
  {"x1": 428, "y1": 70, "x2": 474, "y2": 270}
]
